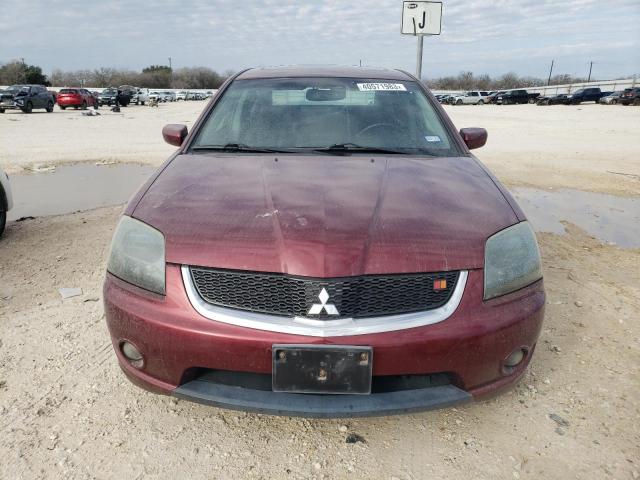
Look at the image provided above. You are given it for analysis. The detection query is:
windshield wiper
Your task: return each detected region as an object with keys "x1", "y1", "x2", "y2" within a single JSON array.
[
  {"x1": 312, "y1": 143, "x2": 408, "y2": 155},
  {"x1": 192, "y1": 143, "x2": 294, "y2": 153}
]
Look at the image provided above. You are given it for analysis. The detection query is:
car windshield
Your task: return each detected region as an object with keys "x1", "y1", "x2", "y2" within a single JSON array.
[
  {"x1": 60, "y1": 89, "x2": 78, "y2": 94},
  {"x1": 192, "y1": 77, "x2": 459, "y2": 156}
]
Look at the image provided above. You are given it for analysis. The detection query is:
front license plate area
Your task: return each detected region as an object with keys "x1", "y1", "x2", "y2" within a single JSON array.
[{"x1": 272, "y1": 345, "x2": 373, "y2": 394}]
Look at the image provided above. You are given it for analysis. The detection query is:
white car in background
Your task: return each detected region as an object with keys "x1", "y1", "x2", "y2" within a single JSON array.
[
  {"x1": 0, "y1": 166, "x2": 14, "y2": 237},
  {"x1": 132, "y1": 88, "x2": 149, "y2": 105},
  {"x1": 176, "y1": 91, "x2": 192, "y2": 101},
  {"x1": 451, "y1": 91, "x2": 489, "y2": 105}
]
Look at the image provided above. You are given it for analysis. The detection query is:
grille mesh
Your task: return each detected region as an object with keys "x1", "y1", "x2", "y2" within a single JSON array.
[{"x1": 189, "y1": 267, "x2": 459, "y2": 319}]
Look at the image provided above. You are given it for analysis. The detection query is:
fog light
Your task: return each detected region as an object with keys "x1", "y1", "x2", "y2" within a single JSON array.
[
  {"x1": 121, "y1": 341, "x2": 143, "y2": 367},
  {"x1": 505, "y1": 348, "x2": 527, "y2": 368}
]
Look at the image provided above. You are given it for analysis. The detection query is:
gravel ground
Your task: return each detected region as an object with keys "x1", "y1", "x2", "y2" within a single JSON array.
[{"x1": 0, "y1": 101, "x2": 639, "y2": 479}]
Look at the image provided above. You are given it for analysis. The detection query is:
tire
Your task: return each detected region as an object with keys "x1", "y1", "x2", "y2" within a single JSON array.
[
  {"x1": 60, "y1": 106, "x2": 66, "y2": 110},
  {"x1": 81, "y1": 101, "x2": 87, "y2": 110},
  {"x1": 0, "y1": 108, "x2": 4, "y2": 113},
  {"x1": 46, "y1": 101, "x2": 54, "y2": 113},
  {"x1": 0, "y1": 210, "x2": 5, "y2": 237},
  {"x1": 610, "y1": 99, "x2": 617, "y2": 105},
  {"x1": 24, "y1": 102, "x2": 33, "y2": 113},
  {"x1": 633, "y1": 98, "x2": 640, "y2": 106},
  {"x1": 477, "y1": 100, "x2": 484, "y2": 105},
  {"x1": 141, "y1": 101, "x2": 145, "y2": 106},
  {"x1": 456, "y1": 99, "x2": 462, "y2": 105}
]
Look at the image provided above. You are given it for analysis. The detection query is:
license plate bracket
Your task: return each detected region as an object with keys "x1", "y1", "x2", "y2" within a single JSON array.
[{"x1": 272, "y1": 345, "x2": 373, "y2": 394}]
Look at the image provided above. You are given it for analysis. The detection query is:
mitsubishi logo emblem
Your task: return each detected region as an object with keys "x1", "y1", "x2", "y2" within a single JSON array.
[{"x1": 308, "y1": 288, "x2": 339, "y2": 316}]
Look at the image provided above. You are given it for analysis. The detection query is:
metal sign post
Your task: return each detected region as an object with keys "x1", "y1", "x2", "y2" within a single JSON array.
[
  {"x1": 401, "y1": 1, "x2": 443, "y2": 79},
  {"x1": 416, "y1": 36, "x2": 424, "y2": 79}
]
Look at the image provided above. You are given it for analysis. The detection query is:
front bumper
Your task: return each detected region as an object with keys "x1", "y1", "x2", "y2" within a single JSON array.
[
  {"x1": 0, "y1": 100, "x2": 20, "y2": 110},
  {"x1": 104, "y1": 265, "x2": 545, "y2": 417}
]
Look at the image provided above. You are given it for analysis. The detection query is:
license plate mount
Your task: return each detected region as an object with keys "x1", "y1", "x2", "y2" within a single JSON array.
[{"x1": 272, "y1": 345, "x2": 373, "y2": 395}]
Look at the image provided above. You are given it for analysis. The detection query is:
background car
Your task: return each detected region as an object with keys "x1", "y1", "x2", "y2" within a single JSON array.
[
  {"x1": 57, "y1": 88, "x2": 98, "y2": 110},
  {"x1": 129, "y1": 88, "x2": 149, "y2": 105},
  {"x1": 451, "y1": 91, "x2": 489, "y2": 105},
  {"x1": 0, "y1": 166, "x2": 13, "y2": 237},
  {"x1": 599, "y1": 91, "x2": 623, "y2": 105},
  {"x1": 565, "y1": 87, "x2": 607, "y2": 104},
  {"x1": 99, "y1": 87, "x2": 130, "y2": 107},
  {"x1": 161, "y1": 91, "x2": 176, "y2": 102},
  {"x1": 620, "y1": 88, "x2": 640, "y2": 106},
  {"x1": 0, "y1": 84, "x2": 55, "y2": 113},
  {"x1": 496, "y1": 89, "x2": 539, "y2": 105},
  {"x1": 536, "y1": 93, "x2": 569, "y2": 105},
  {"x1": 486, "y1": 91, "x2": 506, "y2": 104}
]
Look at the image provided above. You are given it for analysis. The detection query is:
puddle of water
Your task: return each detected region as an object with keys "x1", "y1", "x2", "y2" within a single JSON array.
[
  {"x1": 6, "y1": 167, "x2": 638, "y2": 249},
  {"x1": 513, "y1": 188, "x2": 640, "y2": 248},
  {"x1": 7, "y1": 163, "x2": 156, "y2": 221}
]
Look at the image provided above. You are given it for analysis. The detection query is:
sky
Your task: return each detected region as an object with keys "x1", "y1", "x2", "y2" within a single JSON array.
[{"x1": 1, "y1": 0, "x2": 639, "y2": 80}]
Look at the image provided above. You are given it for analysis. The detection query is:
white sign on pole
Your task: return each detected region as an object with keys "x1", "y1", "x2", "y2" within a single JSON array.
[{"x1": 401, "y1": 1, "x2": 442, "y2": 36}]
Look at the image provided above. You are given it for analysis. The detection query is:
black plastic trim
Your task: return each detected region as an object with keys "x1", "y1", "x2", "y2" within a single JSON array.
[{"x1": 173, "y1": 380, "x2": 471, "y2": 418}]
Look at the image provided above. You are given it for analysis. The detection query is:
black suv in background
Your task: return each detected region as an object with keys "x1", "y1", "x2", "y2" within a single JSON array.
[
  {"x1": 495, "y1": 89, "x2": 540, "y2": 104},
  {"x1": 98, "y1": 87, "x2": 131, "y2": 107},
  {"x1": 620, "y1": 88, "x2": 640, "y2": 106},
  {"x1": 0, "y1": 84, "x2": 55, "y2": 113},
  {"x1": 565, "y1": 87, "x2": 608, "y2": 104}
]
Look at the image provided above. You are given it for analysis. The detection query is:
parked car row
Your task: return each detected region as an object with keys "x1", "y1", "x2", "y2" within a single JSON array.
[
  {"x1": 536, "y1": 87, "x2": 640, "y2": 106},
  {"x1": 435, "y1": 86, "x2": 640, "y2": 106},
  {"x1": 435, "y1": 89, "x2": 540, "y2": 105},
  {"x1": 0, "y1": 84, "x2": 216, "y2": 113}
]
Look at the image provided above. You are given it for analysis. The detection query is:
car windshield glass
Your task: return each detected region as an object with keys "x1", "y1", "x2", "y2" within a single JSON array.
[{"x1": 192, "y1": 77, "x2": 459, "y2": 156}]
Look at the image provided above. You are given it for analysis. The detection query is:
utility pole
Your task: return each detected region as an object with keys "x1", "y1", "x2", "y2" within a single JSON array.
[
  {"x1": 587, "y1": 61, "x2": 593, "y2": 83},
  {"x1": 416, "y1": 36, "x2": 424, "y2": 79},
  {"x1": 547, "y1": 59, "x2": 554, "y2": 86}
]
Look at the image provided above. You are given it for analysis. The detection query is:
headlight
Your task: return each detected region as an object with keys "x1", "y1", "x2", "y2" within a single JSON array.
[
  {"x1": 107, "y1": 216, "x2": 165, "y2": 294},
  {"x1": 484, "y1": 222, "x2": 542, "y2": 300}
]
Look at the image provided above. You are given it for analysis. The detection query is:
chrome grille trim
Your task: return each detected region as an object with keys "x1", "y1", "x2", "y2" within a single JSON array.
[{"x1": 181, "y1": 266, "x2": 467, "y2": 337}]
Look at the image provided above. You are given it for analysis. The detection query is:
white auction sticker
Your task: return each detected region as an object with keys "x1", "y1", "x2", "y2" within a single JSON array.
[{"x1": 356, "y1": 83, "x2": 407, "y2": 92}]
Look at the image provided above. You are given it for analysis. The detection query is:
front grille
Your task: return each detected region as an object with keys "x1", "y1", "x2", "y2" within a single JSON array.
[{"x1": 189, "y1": 267, "x2": 459, "y2": 319}]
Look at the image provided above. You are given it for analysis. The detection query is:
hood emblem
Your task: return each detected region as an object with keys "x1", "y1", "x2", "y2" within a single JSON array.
[{"x1": 308, "y1": 288, "x2": 339, "y2": 316}]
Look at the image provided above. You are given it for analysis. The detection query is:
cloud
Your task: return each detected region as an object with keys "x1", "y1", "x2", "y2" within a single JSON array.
[{"x1": 0, "y1": 0, "x2": 638, "y2": 78}]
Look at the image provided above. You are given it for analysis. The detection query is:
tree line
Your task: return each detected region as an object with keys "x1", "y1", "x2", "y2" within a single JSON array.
[
  {"x1": 425, "y1": 71, "x2": 596, "y2": 91},
  {"x1": 0, "y1": 60, "x2": 233, "y2": 89}
]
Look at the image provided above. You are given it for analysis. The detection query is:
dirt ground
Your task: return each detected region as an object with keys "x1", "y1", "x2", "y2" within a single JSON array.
[{"x1": 1, "y1": 101, "x2": 639, "y2": 479}]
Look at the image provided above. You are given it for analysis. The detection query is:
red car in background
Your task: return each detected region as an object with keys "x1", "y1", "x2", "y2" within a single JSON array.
[{"x1": 57, "y1": 88, "x2": 98, "y2": 110}]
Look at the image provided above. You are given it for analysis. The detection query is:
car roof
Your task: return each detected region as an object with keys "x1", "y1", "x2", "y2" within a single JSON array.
[{"x1": 236, "y1": 65, "x2": 413, "y2": 81}]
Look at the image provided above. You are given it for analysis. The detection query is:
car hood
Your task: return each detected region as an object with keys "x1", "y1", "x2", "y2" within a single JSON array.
[{"x1": 132, "y1": 154, "x2": 520, "y2": 277}]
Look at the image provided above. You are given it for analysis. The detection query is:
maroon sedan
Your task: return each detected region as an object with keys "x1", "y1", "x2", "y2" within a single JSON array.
[
  {"x1": 104, "y1": 66, "x2": 544, "y2": 417},
  {"x1": 57, "y1": 88, "x2": 98, "y2": 110}
]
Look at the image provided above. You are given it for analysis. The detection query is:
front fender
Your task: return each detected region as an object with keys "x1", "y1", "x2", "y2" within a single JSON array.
[{"x1": 0, "y1": 169, "x2": 13, "y2": 212}]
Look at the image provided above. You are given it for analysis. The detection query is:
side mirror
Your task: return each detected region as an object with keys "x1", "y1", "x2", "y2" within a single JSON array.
[
  {"x1": 459, "y1": 128, "x2": 487, "y2": 150},
  {"x1": 162, "y1": 124, "x2": 188, "y2": 147}
]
